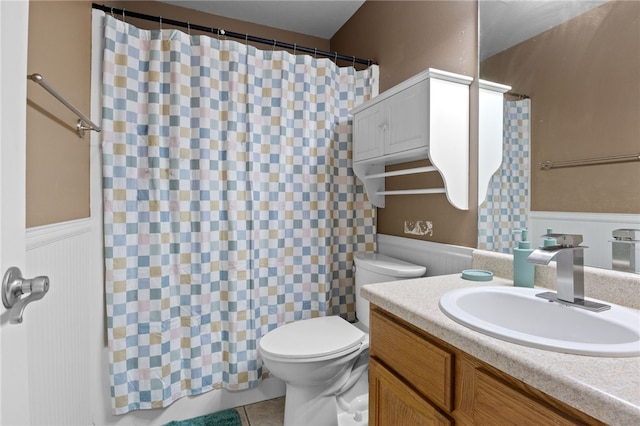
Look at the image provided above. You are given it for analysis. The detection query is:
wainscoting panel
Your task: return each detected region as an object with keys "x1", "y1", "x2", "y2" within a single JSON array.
[
  {"x1": 25, "y1": 219, "x2": 94, "y2": 426},
  {"x1": 377, "y1": 234, "x2": 474, "y2": 277},
  {"x1": 530, "y1": 211, "x2": 640, "y2": 270}
]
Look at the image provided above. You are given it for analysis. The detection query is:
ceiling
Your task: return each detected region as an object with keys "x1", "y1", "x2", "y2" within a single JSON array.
[
  {"x1": 159, "y1": 1, "x2": 366, "y2": 39},
  {"x1": 479, "y1": 0, "x2": 607, "y2": 60},
  {"x1": 159, "y1": 1, "x2": 607, "y2": 58}
]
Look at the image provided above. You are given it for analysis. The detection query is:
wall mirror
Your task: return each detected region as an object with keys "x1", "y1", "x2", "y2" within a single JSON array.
[{"x1": 478, "y1": 0, "x2": 640, "y2": 270}]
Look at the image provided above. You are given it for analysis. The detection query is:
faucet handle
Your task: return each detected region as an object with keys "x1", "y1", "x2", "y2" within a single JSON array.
[{"x1": 541, "y1": 233, "x2": 583, "y2": 247}]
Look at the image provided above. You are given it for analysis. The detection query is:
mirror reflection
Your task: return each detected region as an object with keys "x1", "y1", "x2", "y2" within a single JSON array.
[{"x1": 478, "y1": 0, "x2": 640, "y2": 270}]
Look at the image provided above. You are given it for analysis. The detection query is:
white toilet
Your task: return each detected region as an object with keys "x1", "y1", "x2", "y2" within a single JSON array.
[{"x1": 259, "y1": 253, "x2": 426, "y2": 426}]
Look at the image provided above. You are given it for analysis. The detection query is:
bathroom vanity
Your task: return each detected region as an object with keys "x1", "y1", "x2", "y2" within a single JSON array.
[{"x1": 363, "y1": 271, "x2": 640, "y2": 425}]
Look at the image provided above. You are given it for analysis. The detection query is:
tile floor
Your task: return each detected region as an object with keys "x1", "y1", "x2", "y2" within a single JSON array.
[{"x1": 235, "y1": 396, "x2": 285, "y2": 426}]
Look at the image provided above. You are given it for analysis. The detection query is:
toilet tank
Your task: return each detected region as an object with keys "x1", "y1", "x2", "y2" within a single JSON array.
[{"x1": 353, "y1": 253, "x2": 426, "y2": 329}]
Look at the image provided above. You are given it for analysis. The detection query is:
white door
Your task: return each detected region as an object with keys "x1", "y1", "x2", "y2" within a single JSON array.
[{"x1": 1, "y1": 1, "x2": 31, "y2": 424}]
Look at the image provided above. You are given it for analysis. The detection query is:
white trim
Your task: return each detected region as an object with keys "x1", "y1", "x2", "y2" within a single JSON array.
[
  {"x1": 529, "y1": 211, "x2": 640, "y2": 270},
  {"x1": 1, "y1": 1, "x2": 31, "y2": 424},
  {"x1": 530, "y1": 211, "x2": 640, "y2": 225},
  {"x1": 377, "y1": 234, "x2": 473, "y2": 276},
  {"x1": 26, "y1": 218, "x2": 93, "y2": 251}
]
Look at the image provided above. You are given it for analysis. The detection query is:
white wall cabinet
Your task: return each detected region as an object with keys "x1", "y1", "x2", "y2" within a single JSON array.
[
  {"x1": 353, "y1": 82, "x2": 428, "y2": 163},
  {"x1": 478, "y1": 79, "x2": 511, "y2": 205},
  {"x1": 351, "y1": 68, "x2": 473, "y2": 210}
]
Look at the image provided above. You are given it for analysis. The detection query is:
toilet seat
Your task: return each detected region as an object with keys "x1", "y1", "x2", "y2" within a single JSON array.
[{"x1": 260, "y1": 316, "x2": 366, "y2": 362}]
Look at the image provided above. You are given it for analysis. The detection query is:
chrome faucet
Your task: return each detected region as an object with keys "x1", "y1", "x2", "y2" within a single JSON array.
[{"x1": 527, "y1": 233, "x2": 610, "y2": 312}]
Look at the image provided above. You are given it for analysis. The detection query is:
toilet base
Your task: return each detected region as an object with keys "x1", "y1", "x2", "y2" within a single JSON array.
[
  {"x1": 337, "y1": 409, "x2": 368, "y2": 426},
  {"x1": 337, "y1": 370, "x2": 369, "y2": 426},
  {"x1": 282, "y1": 367, "x2": 370, "y2": 426},
  {"x1": 283, "y1": 383, "x2": 340, "y2": 426}
]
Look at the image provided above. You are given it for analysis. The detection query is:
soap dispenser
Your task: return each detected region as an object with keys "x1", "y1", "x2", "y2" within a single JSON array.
[{"x1": 513, "y1": 229, "x2": 535, "y2": 288}]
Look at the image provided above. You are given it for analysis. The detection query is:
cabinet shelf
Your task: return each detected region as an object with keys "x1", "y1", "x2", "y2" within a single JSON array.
[
  {"x1": 350, "y1": 68, "x2": 473, "y2": 210},
  {"x1": 377, "y1": 188, "x2": 447, "y2": 196},
  {"x1": 366, "y1": 166, "x2": 438, "y2": 179}
]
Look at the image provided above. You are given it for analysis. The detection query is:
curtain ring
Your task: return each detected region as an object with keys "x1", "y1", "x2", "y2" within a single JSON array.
[
  {"x1": 122, "y1": 8, "x2": 126, "y2": 23},
  {"x1": 159, "y1": 16, "x2": 162, "y2": 30},
  {"x1": 110, "y1": 7, "x2": 114, "y2": 18},
  {"x1": 314, "y1": 48, "x2": 317, "y2": 59},
  {"x1": 352, "y1": 56, "x2": 356, "y2": 68},
  {"x1": 187, "y1": 22, "x2": 191, "y2": 36},
  {"x1": 293, "y1": 43, "x2": 297, "y2": 55},
  {"x1": 334, "y1": 52, "x2": 338, "y2": 63},
  {"x1": 272, "y1": 39, "x2": 277, "y2": 51}
]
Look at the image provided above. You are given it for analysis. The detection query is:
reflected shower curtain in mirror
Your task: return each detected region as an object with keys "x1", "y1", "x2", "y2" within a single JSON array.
[
  {"x1": 101, "y1": 15, "x2": 377, "y2": 414},
  {"x1": 478, "y1": 99, "x2": 531, "y2": 252}
]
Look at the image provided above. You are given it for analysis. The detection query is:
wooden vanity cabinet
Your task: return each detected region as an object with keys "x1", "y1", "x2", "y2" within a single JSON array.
[{"x1": 369, "y1": 307, "x2": 605, "y2": 426}]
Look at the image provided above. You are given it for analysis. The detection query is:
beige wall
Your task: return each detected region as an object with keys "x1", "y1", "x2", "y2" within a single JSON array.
[
  {"x1": 26, "y1": 0, "x2": 329, "y2": 228},
  {"x1": 27, "y1": 1, "x2": 92, "y2": 227},
  {"x1": 27, "y1": 1, "x2": 478, "y2": 246},
  {"x1": 481, "y1": 0, "x2": 640, "y2": 214},
  {"x1": 332, "y1": 1, "x2": 479, "y2": 247}
]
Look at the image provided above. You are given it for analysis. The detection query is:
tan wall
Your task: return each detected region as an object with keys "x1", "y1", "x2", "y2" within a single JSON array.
[
  {"x1": 27, "y1": 1, "x2": 93, "y2": 227},
  {"x1": 26, "y1": 0, "x2": 329, "y2": 227},
  {"x1": 27, "y1": 1, "x2": 478, "y2": 246},
  {"x1": 480, "y1": 1, "x2": 640, "y2": 214},
  {"x1": 332, "y1": 1, "x2": 479, "y2": 247}
]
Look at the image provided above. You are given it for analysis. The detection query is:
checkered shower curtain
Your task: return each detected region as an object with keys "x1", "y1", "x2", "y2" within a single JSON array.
[
  {"x1": 101, "y1": 15, "x2": 377, "y2": 414},
  {"x1": 478, "y1": 99, "x2": 531, "y2": 252}
]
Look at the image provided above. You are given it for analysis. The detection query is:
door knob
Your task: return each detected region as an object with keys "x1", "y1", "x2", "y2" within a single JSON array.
[{"x1": 2, "y1": 267, "x2": 49, "y2": 324}]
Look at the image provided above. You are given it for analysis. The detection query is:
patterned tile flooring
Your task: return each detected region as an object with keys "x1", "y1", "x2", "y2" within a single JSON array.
[{"x1": 236, "y1": 397, "x2": 285, "y2": 426}]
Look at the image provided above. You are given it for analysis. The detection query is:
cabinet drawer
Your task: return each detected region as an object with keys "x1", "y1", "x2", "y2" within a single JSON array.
[
  {"x1": 370, "y1": 309, "x2": 453, "y2": 412},
  {"x1": 370, "y1": 358, "x2": 452, "y2": 426},
  {"x1": 474, "y1": 369, "x2": 579, "y2": 425}
]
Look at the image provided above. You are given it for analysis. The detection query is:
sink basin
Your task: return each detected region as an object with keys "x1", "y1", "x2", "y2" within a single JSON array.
[{"x1": 439, "y1": 286, "x2": 640, "y2": 357}]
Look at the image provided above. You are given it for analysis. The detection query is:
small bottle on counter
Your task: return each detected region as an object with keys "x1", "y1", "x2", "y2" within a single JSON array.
[
  {"x1": 543, "y1": 228, "x2": 557, "y2": 247},
  {"x1": 513, "y1": 229, "x2": 535, "y2": 287}
]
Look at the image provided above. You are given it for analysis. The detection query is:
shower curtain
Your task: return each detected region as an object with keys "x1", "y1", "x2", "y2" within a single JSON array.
[
  {"x1": 478, "y1": 99, "x2": 531, "y2": 252},
  {"x1": 101, "y1": 15, "x2": 377, "y2": 414}
]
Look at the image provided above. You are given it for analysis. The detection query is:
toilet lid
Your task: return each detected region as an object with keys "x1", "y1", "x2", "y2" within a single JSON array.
[{"x1": 260, "y1": 316, "x2": 365, "y2": 360}]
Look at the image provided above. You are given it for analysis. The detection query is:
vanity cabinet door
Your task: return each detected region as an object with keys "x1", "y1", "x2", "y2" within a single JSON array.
[
  {"x1": 370, "y1": 358, "x2": 452, "y2": 426},
  {"x1": 370, "y1": 309, "x2": 453, "y2": 412},
  {"x1": 369, "y1": 306, "x2": 606, "y2": 426},
  {"x1": 473, "y1": 369, "x2": 580, "y2": 425}
]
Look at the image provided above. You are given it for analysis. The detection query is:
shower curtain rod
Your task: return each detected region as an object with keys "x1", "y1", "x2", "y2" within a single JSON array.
[
  {"x1": 92, "y1": 3, "x2": 376, "y2": 66},
  {"x1": 505, "y1": 91, "x2": 529, "y2": 100}
]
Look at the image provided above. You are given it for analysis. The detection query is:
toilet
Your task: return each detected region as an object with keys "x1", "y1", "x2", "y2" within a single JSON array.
[{"x1": 259, "y1": 253, "x2": 426, "y2": 426}]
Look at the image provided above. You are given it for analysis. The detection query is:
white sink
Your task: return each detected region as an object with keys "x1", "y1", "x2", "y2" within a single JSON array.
[{"x1": 439, "y1": 286, "x2": 640, "y2": 357}]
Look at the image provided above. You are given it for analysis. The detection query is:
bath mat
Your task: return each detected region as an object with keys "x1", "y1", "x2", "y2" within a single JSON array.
[{"x1": 163, "y1": 408, "x2": 241, "y2": 426}]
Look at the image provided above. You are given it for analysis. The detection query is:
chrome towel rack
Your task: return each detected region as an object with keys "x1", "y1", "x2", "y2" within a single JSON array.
[
  {"x1": 27, "y1": 73, "x2": 101, "y2": 138},
  {"x1": 540, "y1": 153, "x2": 640, "y2": 170}
]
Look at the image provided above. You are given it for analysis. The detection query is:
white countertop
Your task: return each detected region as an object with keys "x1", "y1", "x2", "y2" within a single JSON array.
[{"x1": 361, "y1": 274, "x2": 640, "y2": 425}]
